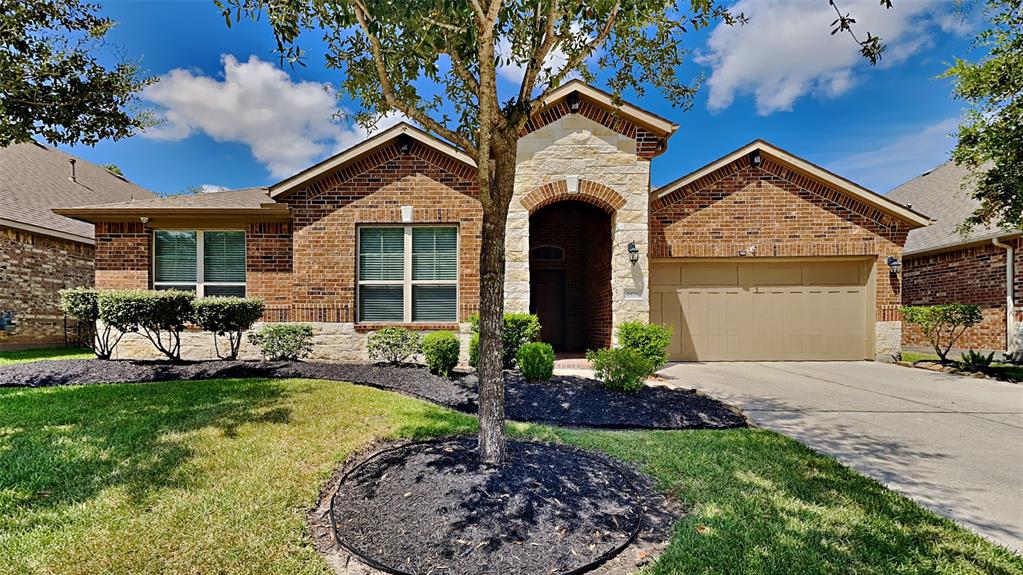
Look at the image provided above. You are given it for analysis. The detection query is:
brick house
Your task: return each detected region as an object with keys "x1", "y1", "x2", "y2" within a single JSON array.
[
  {"x1": 888, "y1": 162, "x2": 1021, "y2": 355},
  {"x1": 56, "y1": 81, "x2": 930, "y2": 362},
  {"x1": 0, "y1": 142, "x2": 155, "y2": 350}
]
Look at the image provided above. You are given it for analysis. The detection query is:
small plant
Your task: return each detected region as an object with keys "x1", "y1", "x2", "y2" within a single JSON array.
[
  {"x1": 901, "y1": 304, "x2": 983, "y2": 363},
  {"x1": 586, "y1": 347, "x2": 651, "y2": 392},
  {"x1": 367, "y1": 327, "x2": 422, "y2": 364},
  {"x1": 468, "y1": 332, "x2": 480, "y2": 368},
  {"x1": 422, "y1": 331, "x2": 460, "y2": 377},
  {"x1": 60, "y1": 287, "x2": 121, "y2": 359},
  {"x1": 960, "y1": 349, "x2": 995, "y2": 373},
  {"x1": 616, "y1": 321, "x2": 672, "y2": 375},
  {"x1": 98, "y1": 289, "x2": 194, "y2": 361},
  {"x1": 192, "y1": 297, "x2": 266, "y2": 360},
  {"x1": 248, "y1": 324, "x2": 314, "y2": 361},
  {"x1": 517, "y1": 342, "x2": 554, "y2": 382},
  {"x1": 469, "y1": 312, "x2": 541, "y2": 368}
]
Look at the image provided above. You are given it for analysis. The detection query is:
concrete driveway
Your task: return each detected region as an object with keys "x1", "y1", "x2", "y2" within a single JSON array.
[{"x1": 659, "y1": 361, "x2": 1023, "y2": 552}]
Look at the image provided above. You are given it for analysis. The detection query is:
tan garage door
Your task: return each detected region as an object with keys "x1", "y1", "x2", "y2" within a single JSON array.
[{"x1": 650, "y1": 259, "x2": 872, "y2": 361}]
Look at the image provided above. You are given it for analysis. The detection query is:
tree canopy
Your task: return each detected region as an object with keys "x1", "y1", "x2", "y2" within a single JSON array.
[{"x1": 1, "y1": 0, "x2": 154, "y2": 147}]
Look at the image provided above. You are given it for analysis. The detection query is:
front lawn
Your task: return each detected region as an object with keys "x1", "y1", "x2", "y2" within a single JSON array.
[
  {"x1": 0, "y1": 347, "x2": 92, "y2": 365},
  {"x1": 0, "y1": 378, "x2": 1018, "y2": 575}
]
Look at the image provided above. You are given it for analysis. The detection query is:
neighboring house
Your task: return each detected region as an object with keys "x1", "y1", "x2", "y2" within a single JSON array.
[
  {"x1": 0, "y1": 142, "x2": 155, "y2": 350},
  {"x1": 56, "y1": 81, "x2": 929, "y2": 362},
  {"x1": 888, "y1": 162, "x2": 1021, "y2": 354}
]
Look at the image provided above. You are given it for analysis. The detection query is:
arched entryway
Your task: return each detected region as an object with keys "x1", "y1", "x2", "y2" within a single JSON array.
[{"x1": 528, "y1": 200, "x2": 613, "y2": 352}]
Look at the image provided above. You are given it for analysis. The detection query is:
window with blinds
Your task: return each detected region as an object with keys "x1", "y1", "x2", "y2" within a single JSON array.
[
  {"x1": 358, "y1": 226, "x2": 457, "y2": 323},
  {"x1": 153, "y1": 230, "x2": 246, "y2": 297}
]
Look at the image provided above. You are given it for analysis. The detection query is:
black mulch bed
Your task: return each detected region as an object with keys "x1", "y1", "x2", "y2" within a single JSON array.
[
  {"x1": 328, "y1": 437, "x2": 669, "y2": 575},
  {"x1": 0, "y1": 359, "x2": 747, "y2": 430}
]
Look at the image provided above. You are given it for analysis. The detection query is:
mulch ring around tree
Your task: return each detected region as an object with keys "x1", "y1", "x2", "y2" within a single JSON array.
[
  {"x1": 0, "y1": 359, "x2": 747, "y2": 430},
  {"x1": 308, "y1": 436, "x2": 678, "y2": 575}
]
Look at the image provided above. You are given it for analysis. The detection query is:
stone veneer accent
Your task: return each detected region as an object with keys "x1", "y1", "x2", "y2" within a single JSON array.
[
  {"x1": 508, "y1": 113, "x2": 652, "y2": 338},
  {"x1": 0, "y1": 225, "x2": 94, "y2": 349}
]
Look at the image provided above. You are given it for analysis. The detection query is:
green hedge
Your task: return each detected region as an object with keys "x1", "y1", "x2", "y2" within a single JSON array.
[
  {"x1": 517, "y1": 342, "x2": 554, "y2": 382},
  {"x1": 586, "y1": 348, "x2": 651, "y2": 392},
  {"x1": 469, "y1": 312, "x2": 541, "y2": 369},
  {"x1": 60, "y1": 287, "x2": 119, "y2": 359},
  {"x1": 422, "y1": 331, "x2": 459, "y2": 376},
  {"x1": 248, "y1": 324, "x2": 314, "y2": 361},
  {"x1": 367, "y1": 327, "x2": 422, "y2": 364},
  {"x1": 98, "y1": 289, "x2": 194, "y2": 361},
  {"x1": 616, "y1": 321, "x2": 672, "y2": 376},
  {"x1": 192, "y1": 297, "x2": 265, "y2": 360}
]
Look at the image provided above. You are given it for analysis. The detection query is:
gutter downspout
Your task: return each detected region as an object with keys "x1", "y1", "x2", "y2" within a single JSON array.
[{"x1": 992, "y1": 237, "x2": 1015, "y2": 355}]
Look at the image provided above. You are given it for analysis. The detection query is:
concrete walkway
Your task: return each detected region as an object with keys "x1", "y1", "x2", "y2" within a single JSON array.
[{"x1": 659, "y1": 361, "x2": 1023, "y2": 552}]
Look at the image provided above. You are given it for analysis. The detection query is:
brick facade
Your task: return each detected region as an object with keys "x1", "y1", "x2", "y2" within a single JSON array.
[
  {"x1": 94, "y1": 222, "x2": 150, "y2": 289},
  {"x1": 902, "y1": 241, "x2": 1019, "y2": 352},
  {"x1": 0, "y1": 225, "x2": 94, "y2": 349}
]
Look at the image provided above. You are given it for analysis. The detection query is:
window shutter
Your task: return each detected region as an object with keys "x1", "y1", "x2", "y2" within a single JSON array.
[
  {"x1": 360, "y1": 285, "x2": 404, "y2": 322},
  {"x1": 412, "y1": 227, "x2": 457, "y2": 280},
  {"x1": 412, "y1": 285, "x2": 457, "y2": 322},
  {"x1": 154, "y1": 231, "x2": 197, "y2": 283},
  {"x1": 203, "y1": 231, "x2": 246, "y2": 283},
  {"x1": 359, "y1": 228, "x2": 405, "y2": 281}
]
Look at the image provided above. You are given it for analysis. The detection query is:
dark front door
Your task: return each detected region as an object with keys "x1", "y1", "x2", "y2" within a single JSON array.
[{"x1": 530, "y1": 269, "x2": 566, "y2": 350}]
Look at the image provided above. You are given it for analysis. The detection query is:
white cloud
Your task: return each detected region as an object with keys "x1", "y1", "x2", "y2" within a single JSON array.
[
  {"x1": 197, "y1": 184, "x2": 228, "y2": 194},
  {"x1": 700, "y1": 0, "x2": 954, "y2": 115},
  {"x1": 829, "y1": 117, "x2": 958, "y2": 192},
  {"x1": 143, "y1": 55, "x2": 406, "y2": 178}
]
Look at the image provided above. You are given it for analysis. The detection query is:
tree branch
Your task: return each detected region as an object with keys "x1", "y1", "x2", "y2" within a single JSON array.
[
  {"x1": 445, "y1": 43, "x2": 480, "y2": 93},
  {"x1": 517, "y1": 0, "x2": 560, "y2": 106}
]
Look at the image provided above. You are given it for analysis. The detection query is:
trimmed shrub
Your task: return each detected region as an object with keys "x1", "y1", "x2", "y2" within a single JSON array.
[
  {"x1": 586, "y1": 348, "x2": 651, "y2": 392},
  {"x1": 248, "y1": 324, "x2": 314, "y2": 361},
  {"x1": 60, "y1": 287, "x2": 120, "y2": 359},
  {"x1": 901, "y1": 304, "x2": 983, "y2": 362},
  {"x1": 98, "y1": 289, "x2": 194, "y2": 361},
  {"x1": 616, "y1": 321, "x2": 672, "y2": 375},
  {"x1": 960, "y1": 349, "x2": 995, "y2": 373},
  {"x1": 517, "y1": 342, "x2": 554, "y2": 382},
  {"x1": 422, "y1": 331, "x2": 460, "y2": 376},
  {"x1": 192, "y1": 297, "x2": 266, "y2": 360},
  {"x1": 367, "y1": 327, "x2": 422, "y2": 364},
  {"x1": 468, "y1": 333, "x2": 480, "y2": 368},
  {"x1": 469, "y1": 312, "x2": 541, "y2": 368}
]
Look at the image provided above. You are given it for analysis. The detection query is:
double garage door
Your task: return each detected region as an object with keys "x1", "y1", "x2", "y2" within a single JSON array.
[{"x1": 650, "y1": 259, "x2": 873, "y2": 361}]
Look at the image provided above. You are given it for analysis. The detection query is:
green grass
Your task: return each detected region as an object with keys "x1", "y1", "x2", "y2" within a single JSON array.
[
  {"x1": 0, "y1": 347, "x2": 92, "y2": 365},
  {"x1": 901, "y1": 351, "x2": 1023, "y2": 381},
  {"x1": 1, "y1": 379, "x2": 1019, "y2": 575}
]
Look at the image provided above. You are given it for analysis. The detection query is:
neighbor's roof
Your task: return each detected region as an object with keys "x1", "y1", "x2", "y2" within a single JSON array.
[
  {"x1": 0, "y1": 141, "x2": 156, "y2": 243},
  {"x1": 53, "y1": 187, "x2": 288, "y2": 222},
  {"x1": 654, "y1": 139, "x2": 932, "y2": 228},
  {"x1": 538, "y1": 79, "x2": 679, "y2": 137},
  {"x1": 886, "y1": 161, "x2": 1020, "y2": 255}
]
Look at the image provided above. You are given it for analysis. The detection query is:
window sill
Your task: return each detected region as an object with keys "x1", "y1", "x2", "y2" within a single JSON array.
[{"x1": 354, "y1": 322, "x2": 461, "y2": 332}]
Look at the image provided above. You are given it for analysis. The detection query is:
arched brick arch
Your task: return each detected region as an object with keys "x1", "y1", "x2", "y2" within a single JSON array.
[{"x1": 520, "y1": 179, "x2": 627, "y2": 215}]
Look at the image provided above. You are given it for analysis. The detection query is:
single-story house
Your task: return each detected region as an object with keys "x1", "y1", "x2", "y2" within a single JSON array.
[
  {"x1": 0, "y1": 141, "x2": 155, "y2": 350},
  {"x1": 56, "y1": 80, "x2": 930, "y2": 362},
  {"x1": 887, "y1": 162, "x2": 1021, "y2": 355}
]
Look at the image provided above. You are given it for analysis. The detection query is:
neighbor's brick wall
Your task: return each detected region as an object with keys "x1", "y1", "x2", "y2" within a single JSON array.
[
  {"x1": 902, "y1": 243, "x2": 1010, "y2": 351},
  {"x1": 281, "y1": 140, "x2": 481, "y2": 323},
  {"x1": 650, "y1": 155, "x2": 911, "y2": 320},
  {"x1": 0, "y1": 225, "x2": 94, "y2": 349},
  {"x1": 94, "y1": 221, "x2": 150, "y2": 289}
]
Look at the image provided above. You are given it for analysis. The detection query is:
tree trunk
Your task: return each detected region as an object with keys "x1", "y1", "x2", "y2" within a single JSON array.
[{"x1": 477, "y1": 128, "x2": 519, "y2": 466}]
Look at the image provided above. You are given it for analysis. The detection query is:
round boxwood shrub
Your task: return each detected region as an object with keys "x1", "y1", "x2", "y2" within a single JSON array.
[
  {"x1": 192, "y1": 297, "x2": 266, "y2": 360},
  {"x1": 516, "y1": 342, "x2": 554, "y2": 382},
  {"x1": 468, "y1": 312, "x2": 541, "y2": 368},
  {"x1": 98, "y1": 289, "x2": 194, "y2": 361},
  {"x1": 248, "y1": 324, "x2": 314, "y2": 361},
  {"x1": 422, "y1": 331, "x2": 459, "y2": 377},
  {"x1": 367, "y1": 327, "x2": 422, "y2": 364},
  {"x1": 615, "y1": 321, "x2": 672, "y2": 376},
  {"x1": 585, "y1": 347, "x2": 651, "y2": 392}
]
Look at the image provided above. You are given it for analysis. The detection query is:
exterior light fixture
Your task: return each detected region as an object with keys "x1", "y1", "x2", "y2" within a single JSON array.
[
  {"x1": 627, "y1": 242, "x2": 640, "y2": 265},
  {"x1": 886, "y1": 256, "x2": 902, "y2": 275}
]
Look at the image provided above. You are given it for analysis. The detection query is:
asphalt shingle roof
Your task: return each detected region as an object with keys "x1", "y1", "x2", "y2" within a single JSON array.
[
  {"x1": 0, "y1": 141, "x2": 155, "y2": 241},
  {"x1": 77, "y1": 187, "x2": 274, "y2": 210},
  {"x1": 886, "y1": 161, "x2": 1018, "y2": 254}
]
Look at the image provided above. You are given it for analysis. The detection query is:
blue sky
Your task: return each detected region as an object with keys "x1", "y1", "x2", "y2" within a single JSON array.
[{"x1": 61, "y1": 0, "x2": 979, "y2": 196}]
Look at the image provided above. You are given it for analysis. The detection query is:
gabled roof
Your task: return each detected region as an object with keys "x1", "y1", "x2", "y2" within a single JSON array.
[
  {"x1": 886, "y1": 161, "x2": 1020, "y2": 255},
  {"x1": 54, "y1": 187, "x2": 288, "y2": 222},
  {"x1": 538, "y1": 80, "x2": 679, "y2": 137},
  {"x1": 269, "y1": 122, "x2": 476, "y2": 198},
  {"x1": 0, "y1": 141, "x2": 156, "y2": 243},
  {"x1": 654, "y1": 139, "x2": 932, "y2": 228}
]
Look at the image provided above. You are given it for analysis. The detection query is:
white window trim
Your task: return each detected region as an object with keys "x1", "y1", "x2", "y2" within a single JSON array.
[
  {"x1": 357, "y1": 224, "x2": 459, "y2": 323},
  {"x1": 152, "y1": 229, "x2": 247, "y2": 297}
]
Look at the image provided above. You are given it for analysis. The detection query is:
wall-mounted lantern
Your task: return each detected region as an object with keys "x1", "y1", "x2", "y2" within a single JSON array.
[
  {"x1": 627, "y1": 242, "x2": 640, "y2": 265},
  {"x1": 886, "y1": 256, "x2": 902, "y2": 275}
]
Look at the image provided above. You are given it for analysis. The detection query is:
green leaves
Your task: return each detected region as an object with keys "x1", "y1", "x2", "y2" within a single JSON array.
[{"x1": 901, "y1": 304, "x2": 983, "y2": 362}]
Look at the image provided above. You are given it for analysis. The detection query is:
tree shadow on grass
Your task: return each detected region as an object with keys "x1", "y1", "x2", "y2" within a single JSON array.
[{"x1": 0, "y1": 378, "x2": 294, "y2": 515}]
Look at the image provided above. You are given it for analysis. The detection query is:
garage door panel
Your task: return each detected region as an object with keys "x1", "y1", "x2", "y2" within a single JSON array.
[{"x1": 652, "y1": 260, "x2": 869, "y2": 361}]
